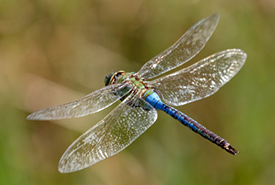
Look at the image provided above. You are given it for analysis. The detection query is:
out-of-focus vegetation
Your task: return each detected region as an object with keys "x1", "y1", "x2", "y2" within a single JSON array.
[{"x1": 1, "y1": 0, "x2": 275, "y2": 185}]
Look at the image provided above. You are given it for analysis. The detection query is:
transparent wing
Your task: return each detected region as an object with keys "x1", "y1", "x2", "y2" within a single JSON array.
[
  {"x1": 58, "y1": 93, "x2": 158, "y2": 173},
  {"x1": 26, "y1": 83, "x2": 132, "y2": 120},
  {"x1": 151, "y1": 49, "x2": 247, "y2": 106},
  {"x1": 138, "y1": 14, "x2": 219, "y2": 79}
]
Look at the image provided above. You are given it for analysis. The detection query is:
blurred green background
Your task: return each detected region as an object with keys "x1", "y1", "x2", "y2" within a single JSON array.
[{"x1": 1, "y1": 0, "x2": 274, "y2": 185}]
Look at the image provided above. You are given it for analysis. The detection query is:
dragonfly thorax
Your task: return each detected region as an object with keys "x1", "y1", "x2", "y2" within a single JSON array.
[{"x1": 104, "y1": 70, "x2": 153, "y2": 96}]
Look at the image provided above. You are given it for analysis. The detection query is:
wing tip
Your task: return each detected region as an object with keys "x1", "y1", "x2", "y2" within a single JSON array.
[
  {"x1": 58, "y1": 166, "x2": 72, "y2": 174},
  {"x1": 26, "y1": 112, "x2": 49, "y2": 120},
  {"x1": 229, "y1": 48, "x2": 248, "y2": 64},
  {"x1": 205, "y1": 13, "x2": 220, "y2": 25},
  {"x1": 26, "y1": 113, "x2": 37, "y2": 120},
  {"x1": 210, "y1": 13, "x2": 220, "y2": 20},
  {"x1": 58, "y1": 159, "x2": 75, "y2": 173},
  {"x1": 58, "y1": 158, "x2": 90, "y2": 174},
  {"x1": 220, "y1": 48, "x2": 247, "y2": 62}
]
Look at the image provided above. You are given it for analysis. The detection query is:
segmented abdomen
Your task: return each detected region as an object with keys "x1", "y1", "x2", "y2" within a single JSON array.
[{"x1": 145, "y1": 91, "x2": 239, "y2": 155}]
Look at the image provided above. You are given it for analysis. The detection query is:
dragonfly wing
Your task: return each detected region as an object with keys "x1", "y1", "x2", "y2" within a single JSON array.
[
  {"x1": 138, "y1": 14, "x2": 219, "y2": 79},
  {"x1": 151, "y1": 49, "x2": 247, "y2": 106},
  {"x1": 58, "y1": 93, "x2": 158, "y2": 173},
  {"x1": 26, "y1": 83, "x2": 132, "y2": 120}
]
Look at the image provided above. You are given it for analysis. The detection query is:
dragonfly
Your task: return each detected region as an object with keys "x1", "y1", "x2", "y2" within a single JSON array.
[{"x1": 27, "y1": 14, "x2": 247, "y2": 173}]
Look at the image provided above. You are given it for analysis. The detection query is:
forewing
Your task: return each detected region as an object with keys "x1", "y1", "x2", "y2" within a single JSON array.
[
  {"x1": 151, "y1": 49, "x2": 247, "y2": 106},
  {"x1": 26, "y1": 83, "x2": 132, "y2": 120},
  {"x1": 138, "y1": 14, "x2": 219, "y2": 79},
  {"x1": 58, "y1": 93, "x2": 158, "y2": 173}
]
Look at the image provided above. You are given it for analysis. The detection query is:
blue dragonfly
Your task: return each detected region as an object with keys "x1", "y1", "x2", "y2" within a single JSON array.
[{"x1": 27, "y1": 14, "x2": 247, "y2": 173}]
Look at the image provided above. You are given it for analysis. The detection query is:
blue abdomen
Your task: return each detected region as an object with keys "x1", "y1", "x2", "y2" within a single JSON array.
[
  {"x1": 144, "y1": 91, "x2": 198, "y2": 132},
  {"x1": 144, "y1": 90, "x2": 238, "y2": 155},
  {"x1": 144, "y1": 91, "x2": 163, "y2": 110}
]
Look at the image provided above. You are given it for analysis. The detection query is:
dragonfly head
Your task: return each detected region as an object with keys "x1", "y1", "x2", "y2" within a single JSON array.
[{"x1": 104, "y1": 70, "x2": 126, "y2": 86}]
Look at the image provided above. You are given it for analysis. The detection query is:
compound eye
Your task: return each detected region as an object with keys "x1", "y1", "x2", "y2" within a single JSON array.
[
  {"x1": 104, "y1": 70, "x2": 126, "y2": 86},
  {"x1": 104, "y1": 73, "x2": 113, "y2": 86}
]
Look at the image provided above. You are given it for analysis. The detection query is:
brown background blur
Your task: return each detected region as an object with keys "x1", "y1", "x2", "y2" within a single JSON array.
[{"x1": 1, "y1": 0, "x2": 274, "y2": 185}]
